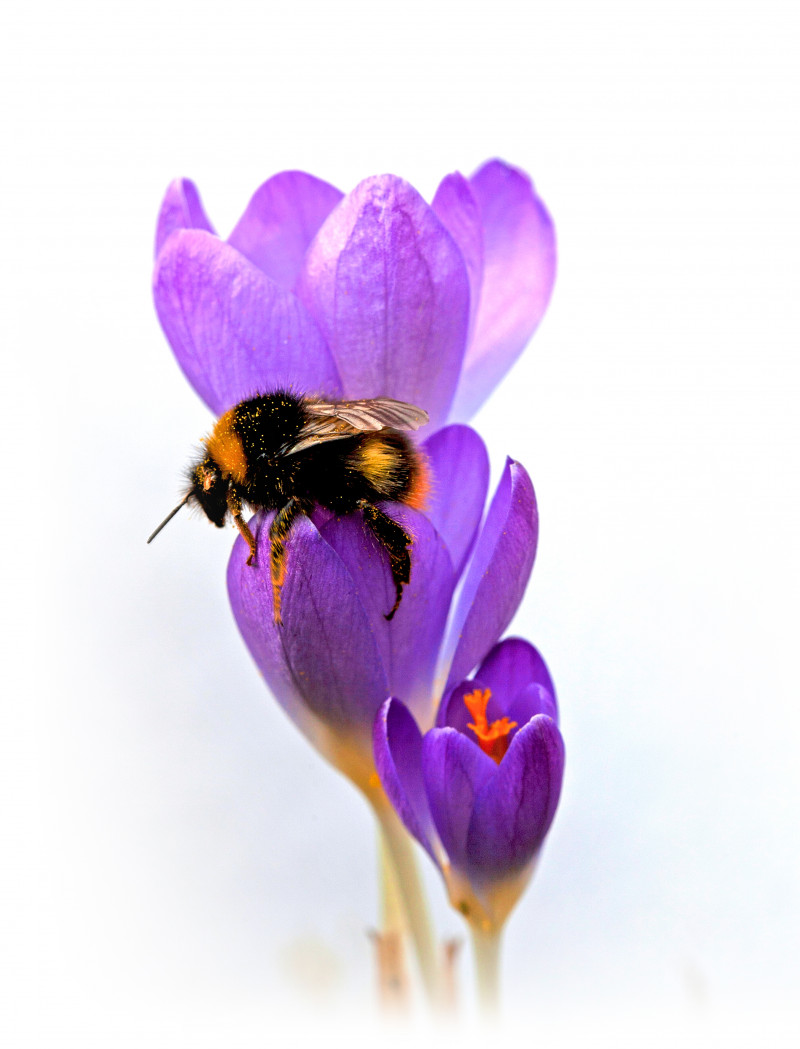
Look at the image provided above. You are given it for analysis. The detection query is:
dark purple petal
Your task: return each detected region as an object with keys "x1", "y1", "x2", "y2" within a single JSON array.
[
  {"x1": 444, "y1": 460, "x2": 538, "y2": 689},
  {"x1": 297, "y1": 175, "x2": 470, "y2": 428},
  {"x1": 373, "y1": 699, "x2": 437, "y2": 861},
  {"x1": 153, "y1": 230, "x2": 342, "y2": 414},
  {"x1": 154, "y1": 178, "x2": 216, "y2": 258},
  {"x1": 438, "y1": 679, "x2": 482, "y2": 730},
  {"x1": 476, "y1": 638, "x2": 556, "y2": 713},
  {"x1": 431, "y1": 172, "x2": 484, "y2": 338},
  {"x1": 466, "y1": 715, "x2": 564, "y2": 879},
  {"x1": 227, "y1": 171, "x2": 343, "y2": 291},
  {"x1": 450, "y1": 160, "x2": 556, "y2": 421},
  {"x1": 318, "y1": 508, "x2": 455, "y2": 724},
  {"x1": 421, "y1": 425, "x2": 489, "y2": 579},
  {"x1": 422, "y1": 728, "x2": 496, "y2": 872},
  {"x1": 227, "y1": 514, "x2": 388, "y2": 741},
  {"x1": 507, "y1": 684, "x2": 558, "y2": 732}
]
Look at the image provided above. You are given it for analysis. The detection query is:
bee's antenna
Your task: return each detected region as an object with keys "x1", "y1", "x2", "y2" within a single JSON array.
[{"x1": 147, "y1": 494, "x2": 191, "y2": 544}]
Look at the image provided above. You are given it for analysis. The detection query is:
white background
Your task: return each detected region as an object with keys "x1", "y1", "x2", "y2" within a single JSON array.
[{"x1": 1, "y1": 1, "x2": 798, "y2": 1045}]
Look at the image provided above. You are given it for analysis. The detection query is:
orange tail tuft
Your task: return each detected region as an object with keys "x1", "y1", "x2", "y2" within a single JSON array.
[{"x1": 404, "y1": 447, "x2": 431, "y2": 512}]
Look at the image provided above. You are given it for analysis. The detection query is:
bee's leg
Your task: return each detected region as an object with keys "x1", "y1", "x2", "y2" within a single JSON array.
[
  {"x1": 226, "y1": 489, "x2": 257, "y2": 565},
  {"x1": 268, "y1": 498, "x2": 306, "y2": 625},
  {"x1": 359, "y1": 502, "x2": 413, "y2": 621}
]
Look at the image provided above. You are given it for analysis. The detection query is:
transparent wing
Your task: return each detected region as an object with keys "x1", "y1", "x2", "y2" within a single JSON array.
[{"x1": 285, "y1": 397, "x2": 429, "y2": 456}]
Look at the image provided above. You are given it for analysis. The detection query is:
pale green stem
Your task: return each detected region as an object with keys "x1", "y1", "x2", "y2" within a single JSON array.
[
  {"x1": 373, "y1": 798, "x2": 442, "y2": 1006},
  {"x1": 470, "y1": 923, "x2": 503, "y2": 1013}
]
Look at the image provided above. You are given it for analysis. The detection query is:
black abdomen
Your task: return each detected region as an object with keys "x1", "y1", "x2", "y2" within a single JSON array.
[{"x1": 295, "y1": 431, "x2": 416, "y2": 511}]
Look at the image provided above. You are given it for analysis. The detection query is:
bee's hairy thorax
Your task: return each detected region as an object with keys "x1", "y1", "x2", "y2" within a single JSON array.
[{"x1": 213, "y1": 392, "x2": 306, "y2": 510}]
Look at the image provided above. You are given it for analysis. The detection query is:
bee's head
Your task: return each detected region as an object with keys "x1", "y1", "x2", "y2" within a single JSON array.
[{"x1": 187, "y1": 456, "x2": 228, "y2": 527}]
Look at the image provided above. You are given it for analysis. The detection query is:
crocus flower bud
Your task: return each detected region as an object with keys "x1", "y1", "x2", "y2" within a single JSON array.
[{"x1": 374, "y1": 639, "x2": 564, "y2": 930}]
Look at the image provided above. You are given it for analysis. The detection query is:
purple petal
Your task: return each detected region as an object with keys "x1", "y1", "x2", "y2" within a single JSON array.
[
  {"x1": 297, "y1": 175, "x2": 470, "y2": 428},
  {"x1": 422, "y1": 425, "x2": 489, "y2": 579},
  {"x1": 153, "y1": 230, "x2": 343, "y2": 414},
  {"x1": 445, "y1": 459, "x2": 538, "y2": 689},
  {"x1": 373, "y1": 699, "x2": 437, "y2": 862},
  {"x1": 318, "y1": 507, "x2": 455, "y2": 725},
  {"x1": 450, "y1": 160, "x2": 556, "y2": 421},
  {"x1": 227, "y1": 171, "x2": 343, "y2": 291},
  {"x1": 227, "y1": 514, "x2": 388, "y2": 742},
  {"x1": 154, "y1": 178, "x2": 216, "y2": 258},
  {"x1": 476, "y1": 638, "x2": 556, "y2": 713},
  {"x1": 466, "y1": 715, "x2": 564, "y2": 879},
  {"x1": 436, "y1": 678, "x2": 489, "y2": 734},
  {"x1": 431, "y1": 172, "x2": 484, "y2": 338},
  {"x1": 422, "y1": 728, "x2": 496, "y2": 872},
  {"x1": 507, "y1": 683, "x2": 558, "y2": 733}
]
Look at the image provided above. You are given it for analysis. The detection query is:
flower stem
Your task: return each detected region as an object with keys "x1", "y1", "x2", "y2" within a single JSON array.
[
  {"x1": 470, "y1": 924, "x2": 503, "y2": 1013},
  {"x1": 378, "y1": 830, "x2": 405, "y2": 933},
  {"x1": 371, "y1": 833, "x2": 410, "y2": 1009},
  {"x1": 373, "y1": 798, "x2": 441, "y2": 1006}
]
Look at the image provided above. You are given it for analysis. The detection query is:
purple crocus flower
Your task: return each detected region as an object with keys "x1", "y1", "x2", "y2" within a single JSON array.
[
  {"x1": 153, "y1": 162, "x2": 555, "y2": 428},
  {"x1": 226, "y1": 428, "x2": 538, "y2": 794},
  {"x1": 373, "y1": 640, "x2": 564, "y2": 931}
]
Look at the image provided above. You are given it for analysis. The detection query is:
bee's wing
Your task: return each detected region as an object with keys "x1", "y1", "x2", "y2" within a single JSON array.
[{"x1": 284, "y1": 398, "x2": 429, "y2": 456}]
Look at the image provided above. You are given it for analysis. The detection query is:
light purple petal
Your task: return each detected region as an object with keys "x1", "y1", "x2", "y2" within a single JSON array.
[
  {"x1": 319, "y1": 508, "x2": 455, "y2": 724},
  {"x1": 422, "y1": 728, "x2": 496, "y2": 872},
  {"x1": 431, "y1": 172, "x2": 484, "y2": 338},
  {"x1": 450, "y1": 160, "x2": 556, "y2": 421},
  {"x1": 422, "y1": 425, "x2": 489, "y2": 579},
  {"x1": 153, "y1": 229, "x2": 342, "y2": 414},
  {"x1": 445, "y1": 459, "x2": 538, "y2": 688},
  {"x1": 297, "y1": 175, "x2": 470, "y2": 428},
  {"x1": 373, "y1": 699, "x2": 437, "y2": 862},
  {"x1": 227, "y1": 514, "x2": 388, "y2": 741},
  {"x1": 466, "y1": 715, "x2": 564, "y2": 879},
  {"x1": 227, "y1": 171, "x2": 343, "y2": 290},
  {"x1": 476, "y1": 638, "x2": 556, "y2": 713},
  {"x1": 154, "y1": 178, "x2": 216, "y2": 258}
]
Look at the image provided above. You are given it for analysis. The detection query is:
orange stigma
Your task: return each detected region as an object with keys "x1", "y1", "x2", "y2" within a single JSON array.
[{"x1": 463, "y1": 688, "x2": 517, "y2": 764}]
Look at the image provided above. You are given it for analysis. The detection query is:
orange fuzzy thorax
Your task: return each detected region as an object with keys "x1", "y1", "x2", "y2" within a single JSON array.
[{"x1": 206, "y1": 408, "x2": 248, "y2": 484}]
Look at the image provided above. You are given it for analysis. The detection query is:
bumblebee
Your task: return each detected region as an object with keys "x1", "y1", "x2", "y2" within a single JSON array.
[{"x1": 148, "y1": 392, "x2": 430, "y2": 623}]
